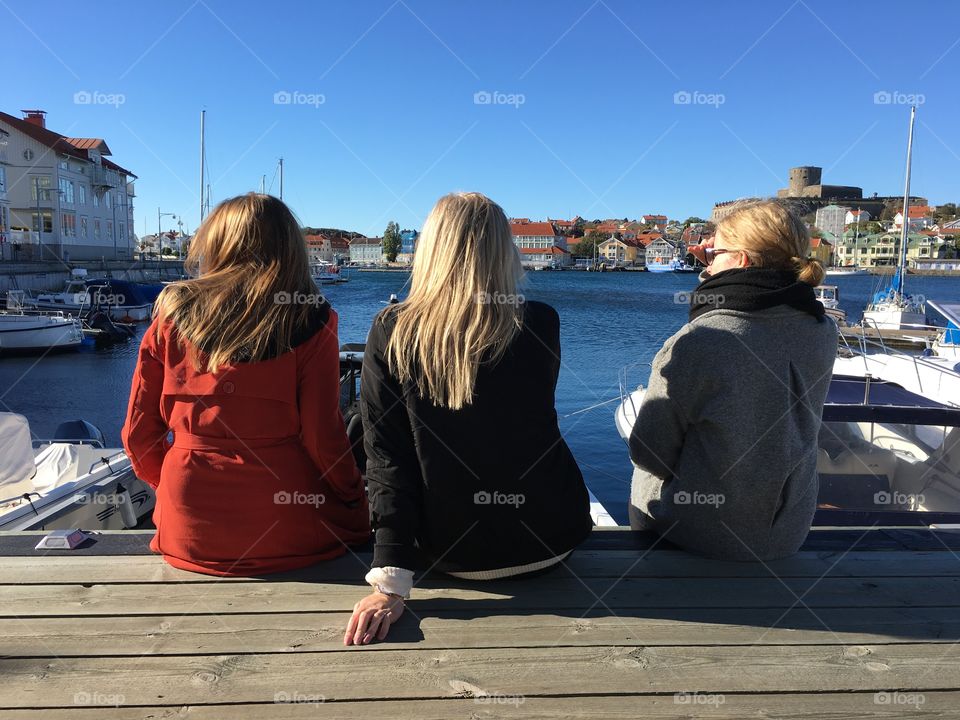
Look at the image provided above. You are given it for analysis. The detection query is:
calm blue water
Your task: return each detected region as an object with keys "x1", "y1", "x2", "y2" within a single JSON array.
[{"x1": 3, "y1": 270, "x2": 959, "y2": 523}]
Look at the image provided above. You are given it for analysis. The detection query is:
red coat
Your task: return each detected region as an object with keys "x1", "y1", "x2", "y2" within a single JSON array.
[{"x1": 122, "y1": 311, "x2": 370, "y2": 576}]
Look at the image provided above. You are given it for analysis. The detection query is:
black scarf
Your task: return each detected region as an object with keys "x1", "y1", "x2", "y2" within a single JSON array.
[{"x1": 688, "y1": 267, "x2": 825, "y2": 323}]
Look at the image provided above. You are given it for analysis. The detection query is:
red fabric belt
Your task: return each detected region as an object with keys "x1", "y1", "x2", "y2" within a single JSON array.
[{"x1": 171, "y1": 433, "x2": 301, "y2": 451}]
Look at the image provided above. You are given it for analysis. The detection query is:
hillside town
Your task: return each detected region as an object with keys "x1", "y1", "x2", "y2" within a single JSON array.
[{"x1": 1, "y1": 109, "x2": 958, "y2": 273}]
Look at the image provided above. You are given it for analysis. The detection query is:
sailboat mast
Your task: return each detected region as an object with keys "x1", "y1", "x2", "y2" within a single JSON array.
[
  {"x1": 199, "y1": 110, "x2": 206, "y2": 223},
  {"x1": 278, "y1": 157, "x2": 284, "y2": 200},
  {"x1": 897, "y1": 105, "x2": 916, "y2": 297}
]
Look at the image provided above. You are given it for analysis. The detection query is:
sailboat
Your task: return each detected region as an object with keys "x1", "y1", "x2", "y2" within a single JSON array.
[{"x1": 861, "y1": 106, "x2": 926, "y2": 330}]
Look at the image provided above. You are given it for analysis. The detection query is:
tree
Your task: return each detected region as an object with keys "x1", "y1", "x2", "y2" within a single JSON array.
[
  {"x1": 880, "y1": 200, "x2": 901, "y2": 222},
  {"x1": 683, "y1": 216, "x2": 706, "y2": 226},
  {"x1": 573, "y1": 231, "x2": 607, "y2": 258},
  {"x1": 383, "y1": 221, "x2": 402, "y2": 263}
]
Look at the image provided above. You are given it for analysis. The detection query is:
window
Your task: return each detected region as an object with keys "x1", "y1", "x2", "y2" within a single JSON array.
[
  {"x1": 30, "y1": 176, "x2": 52, "y2": 201},
  {"x1": 31, "y1": 211, "x2": 53, "y2": 233},
  {"x1": 0, "y1": 166, "x2": 6, "y2": 193},
  {"x1": 61, "y1": 212, "x2": 77, "y2": 237},
  {"x1": 104, "y1": 192, "x2": 111, "y2": 209},
  {"x1": 94, "y1": 219, "x2": 101, "y2": 240},
  {"x1": 115, "y1": 191, "x2": 123, "y2": 208},
  {"x1": 92, "y1": 192, "x2": 99, "y2": 208},
  {"x1": 59, "y1": 159, "x2": 68, "y2": 170},
  {"x1": 80, "y1": 217, "x2": 88, "y2": 239},
  {"x1": 119, "y1": 222, "x2": 125, "y2": 241},
  {"x1": 106, "y1": 220, "x2": 113, "y2": 239},
  {"x1": 78, "y1": 185, "x2": 86, "y2": 205},
  {"x1": 59, "y1": 178, "x2": 75, "y2": 204}
]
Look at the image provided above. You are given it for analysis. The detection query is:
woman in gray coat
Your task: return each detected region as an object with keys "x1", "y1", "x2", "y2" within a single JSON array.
[{"x1": 629, "y1": 200, "x2": 838, "y2": 561}]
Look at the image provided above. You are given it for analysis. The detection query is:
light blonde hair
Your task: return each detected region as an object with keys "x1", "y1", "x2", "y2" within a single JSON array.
[
  {"x1": 154, "y1": 193, "x2": 320, "y2": 373},
  {"x1": 383, "y1": 192, "x2": 523, "y2": 410},
  {"x1": 716, "y1": 200, "x2": 825, "y2": 286}
]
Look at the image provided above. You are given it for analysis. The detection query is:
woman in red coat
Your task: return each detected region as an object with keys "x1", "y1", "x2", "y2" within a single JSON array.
[{"x1": 122, "y1": 193, "x2": 369, "y2": 576}]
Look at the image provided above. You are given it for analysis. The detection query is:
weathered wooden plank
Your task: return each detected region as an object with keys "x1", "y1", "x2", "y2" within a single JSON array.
[
  {"x1": 1, "y1": 644, "x2": 958, "y2": 708},
  {"x1": 1, "y1": 576, "x2": 958, "y2": 618},
  {"x1": 3, "y1": 607, "x2": 959, "y2": 657},
  {"x1": 4, "y1": 527, "x2": 960, "y2": 559},
  {"x1": 4, "y1": 550, "x2": 960, "y2": 585},
  {"x1": 0, "y1": 692, "x2": 955, "y2": 719}
]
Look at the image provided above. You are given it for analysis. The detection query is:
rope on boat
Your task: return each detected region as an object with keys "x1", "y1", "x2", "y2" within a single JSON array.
[{"x1": 560, "y1": 396, "x2": 622, "y2": 419}]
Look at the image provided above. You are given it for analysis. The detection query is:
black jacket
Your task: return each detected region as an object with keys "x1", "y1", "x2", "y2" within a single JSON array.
[{"x1": 361, "y1": 300, "x2": 592, "y2": 572}]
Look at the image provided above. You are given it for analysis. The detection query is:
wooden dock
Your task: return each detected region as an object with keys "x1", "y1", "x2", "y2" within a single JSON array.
[{"x1": 2, "y1": 527, "x2": 960, "y2": 718}]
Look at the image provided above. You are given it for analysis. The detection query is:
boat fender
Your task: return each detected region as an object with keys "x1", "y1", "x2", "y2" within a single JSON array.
[{"x1": 114, "y1": 482, "x2": 139, "y2": 528}]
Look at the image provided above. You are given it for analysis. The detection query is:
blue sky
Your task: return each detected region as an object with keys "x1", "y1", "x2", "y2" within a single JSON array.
[{"x1": 5, "y1": 0, "x2": 959, "y2": 237}]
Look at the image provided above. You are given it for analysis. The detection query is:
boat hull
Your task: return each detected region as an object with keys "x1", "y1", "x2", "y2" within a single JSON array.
[{"x1": 0, "y1": 315, "x2": 83, "y2": 352}]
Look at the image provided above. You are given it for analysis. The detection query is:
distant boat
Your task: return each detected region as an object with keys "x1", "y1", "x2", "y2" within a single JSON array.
[
  {"x1": 0, "y1": 294, "x2": 83, "y2": 354},
  {"x1": 311, "y1": 262, "x2": 349, "y2": 285},
  {"x1": 862, "y1": 106, "x2": 926, "y2": 330},
  {"x1": 929, "y1": 300, "x2": 960, "y2": 358},
  {"x1": 825, "y1": 266, "x2": 869, "y2": 276},
  {"x1": 815, "y1": 284, "x2": 846, "y2": 325},
  {"x1": 21, "y1": 271, "x2": 153, "y2": 322}
]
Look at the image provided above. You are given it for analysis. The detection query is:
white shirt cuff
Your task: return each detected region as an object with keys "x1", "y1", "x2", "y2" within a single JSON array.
[{"x1": 365, "y1": 566, "x2": 414, "y2": 599}]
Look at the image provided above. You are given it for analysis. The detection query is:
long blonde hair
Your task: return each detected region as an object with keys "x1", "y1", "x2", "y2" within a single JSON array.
[
  {"x1": 154, "y1": 193, "x2": 321, "y2": 373},
  {"x1": 716, "y1": 200, "x2": 825, "y2": 286},
  {"x1": 383, "y1": 192, "x2": 523, "y2": 410}
]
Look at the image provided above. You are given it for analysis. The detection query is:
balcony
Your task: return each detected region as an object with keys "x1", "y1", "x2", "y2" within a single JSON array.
[{"x1": 88, "y1": 165, "x2": 120, "y2": 189}]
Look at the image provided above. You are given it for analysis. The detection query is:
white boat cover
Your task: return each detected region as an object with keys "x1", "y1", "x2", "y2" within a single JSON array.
[
  {"x1": 0, "y1": 413, "x2": 36, "y2": 489},
  {"x1": 32, "y1": 443, "x2": 80, "y2": 494}
]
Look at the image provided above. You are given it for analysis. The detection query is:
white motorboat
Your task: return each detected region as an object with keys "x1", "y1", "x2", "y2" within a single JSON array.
[
  {"x1": 616, "y1": 377, "x2": 960, "y2": 523},
  {"x1": 0, "y1": 413, "x2": 155, "y2": 532},
  {"x1": 814, "y1": 285, "x2": 846, "y2": 325},
  {"x1": 929, "y1": 300, "x2": 960, "y2": 359},
  {"x1": 0, "y1": 293, "x2": 83, "y2": 353},
  {"x1": 825, "y1": 266, "x2": 869, "y2": 277},
  {"x1": 21, "y1": 269, "x2": 153, "y2": 322},
  {"x1": 311, "y1": 262, "x2": 348, "y2": 285}
]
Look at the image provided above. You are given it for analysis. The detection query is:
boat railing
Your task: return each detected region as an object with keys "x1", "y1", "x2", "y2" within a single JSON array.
[{"x1": 843, "y1": 317, "x2": 957, "y2": 396}]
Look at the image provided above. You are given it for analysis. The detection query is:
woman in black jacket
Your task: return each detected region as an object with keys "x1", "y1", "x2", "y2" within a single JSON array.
[{"x1": 344, "y1": 192, "x2": 592, "y2": 645}]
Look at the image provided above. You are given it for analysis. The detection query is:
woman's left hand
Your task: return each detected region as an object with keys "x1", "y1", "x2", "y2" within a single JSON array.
[{"x1": 344, "y1": 591, "x2": 405, "y2": 646}]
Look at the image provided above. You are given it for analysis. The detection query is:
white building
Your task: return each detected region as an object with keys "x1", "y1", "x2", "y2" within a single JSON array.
[
  {"x1": 815, "y1": 204, "x2": 850, "y2": 240},
  {"x1": 349, "y1": 236, "x2": 383, "y2": 264},
  {"x1": 509, "y1": 220, "x2": 571, "y2": 267},
  {"x1": 845, "y1": 209, "x2": 871, "y2": 226},
  {"x1": 0, "y1": 109, "x2": 136, "y2": 261}
]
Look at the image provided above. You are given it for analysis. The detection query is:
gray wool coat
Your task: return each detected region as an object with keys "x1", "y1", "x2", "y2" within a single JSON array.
[{"x1": 628, "y1": 304, "x2": 838, "y2": 561}]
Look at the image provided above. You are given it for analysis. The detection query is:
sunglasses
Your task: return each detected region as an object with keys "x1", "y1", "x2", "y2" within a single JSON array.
[{"x1": 703, "y1": 247, "x2": 739, "y2": 265}]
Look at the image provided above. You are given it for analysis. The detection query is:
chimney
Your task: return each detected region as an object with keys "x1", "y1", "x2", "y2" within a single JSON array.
[{"x1": 21, "y1": 110, "x2": 47, "y2": 128}]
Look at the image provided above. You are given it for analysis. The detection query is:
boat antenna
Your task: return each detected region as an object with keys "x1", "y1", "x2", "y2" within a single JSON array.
[{"x1": 896, "y1": 105, "x2": 916, "y2": 299}]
